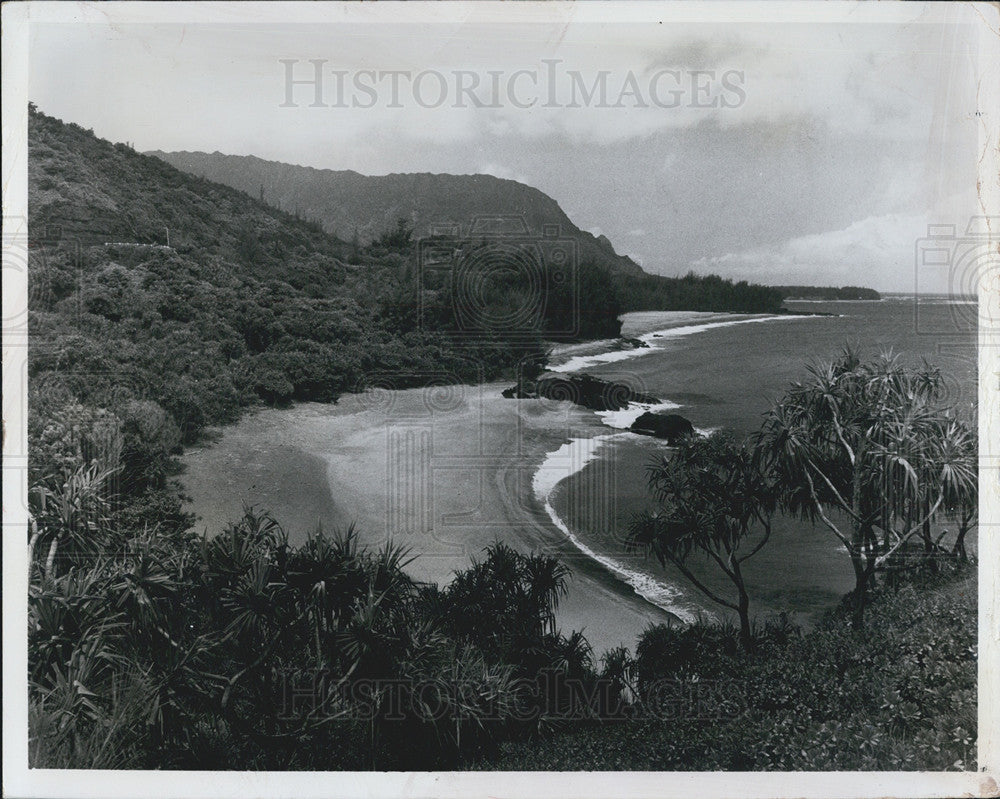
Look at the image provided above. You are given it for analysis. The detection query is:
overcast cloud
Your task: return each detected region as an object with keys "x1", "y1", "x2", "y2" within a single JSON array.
[{"x1": 28, "y1": 7, "x2": 985, "y2": 291}]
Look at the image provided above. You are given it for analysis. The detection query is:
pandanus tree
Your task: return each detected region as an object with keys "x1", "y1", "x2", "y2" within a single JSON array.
[
  {"x1": 942, "y1": 418, "x2": 978, "y2": 561},
  {"x1": 628, "y1": 433, "x2": 777, "y2": 651},
  {"x1": 28, "y1": 462, "x2": 118, "y2": 579},
  {"x1": 754, "y1": 347, "x2": 977, "y2": 629},
  {"x1": 441, "y1": 542, "x2": 570, "y2": 657}
]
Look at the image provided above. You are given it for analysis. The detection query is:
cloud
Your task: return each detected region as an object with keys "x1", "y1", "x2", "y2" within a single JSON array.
[
  {"x1": 26, "y1": 10, "x2": 982, "y2": 295},
  {"x1": 691, "y1": 210, "x2": 979, "y2": 293},
  {"x1": 29, "y1": 14, "x2": 980, "y2": 155},
  {"x1": 477, "y1": 162, "x2": 529, "y2": 184}
]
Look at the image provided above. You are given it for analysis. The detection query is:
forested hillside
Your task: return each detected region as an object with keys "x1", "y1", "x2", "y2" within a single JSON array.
[
  {"x1": 149, "y1": 150, "x2": 646, "y2": 278},
  {"x1": 28, "y1": 106, "x2": 535, "y2": 444},
  {"x1": 149, "y1": 150, "x2": 801, "y2": 317}
]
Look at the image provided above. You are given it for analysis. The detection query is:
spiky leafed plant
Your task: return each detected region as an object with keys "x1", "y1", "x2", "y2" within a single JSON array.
[
  {"x1": 29, "y1": 564, "x2": 126, "y2": 690},
  {"x1": 628, "y1": 432, "x2": 777, "y2": 650},
  {"x1": 200, "y1": 505, "x2": 285, "y2": 591},
  {"x1": 938, "y1": 417, "x2": 978, "y2": 561},
  {"x1": 599, "y1": 645, "x2": 637, "y2": 711},
  {"x1": 28, "y1": 462, "x2": 118, "y2": 579},
  {"x1": 522, "y1": 553, "x2": 571, "y2": 637},
  {"x1": 754, "y1": 347, "x2": 976, "y2": 629},
  {"x1": 440, "y1": 542, "x2": 573, "y2": 661},
  {"x1": 283, "y1": 525, "x2": 368, "y2": 665}
]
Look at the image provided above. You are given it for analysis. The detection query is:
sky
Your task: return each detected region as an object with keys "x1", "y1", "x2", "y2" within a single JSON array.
[{"x1": 27, "y1": 5, "x2": 988, "y2": 292}]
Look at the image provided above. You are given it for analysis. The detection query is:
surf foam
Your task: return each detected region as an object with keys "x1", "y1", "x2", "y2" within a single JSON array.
[
  {"x1": 532, "y1": 434, "x2": 699, "y2": 623},
  {"x1": 549, "y1": 314, "x2": 814, "y2": 373},
  {"x1": 595, "y1": 399, "x2": 683, "y2": 430}
]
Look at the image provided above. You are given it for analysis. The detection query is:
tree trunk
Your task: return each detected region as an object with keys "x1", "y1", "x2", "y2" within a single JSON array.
[
  {"x1": 849, "y1": 473, "x2": 869, "y2": 630},
  {"x1": 952, "y1": 511, "x2": 973, "y2": 561},
  {"x1": 731, "y1": 560, "x2": 754, "y2": 652},
  {"x1": 849, "y1": 548, "x2": 867, "y2": 630},
  {"x1": 737, "y1": 589, "x2": 753, "y2": 652},
  {"x1": 921, "y1": 505, "x2": 938, "y2": 573},
  {"x1": 27, "y1": 527, "x2": 40, "y2": 576}
]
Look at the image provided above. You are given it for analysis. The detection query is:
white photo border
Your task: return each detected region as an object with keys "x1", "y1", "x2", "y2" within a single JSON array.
[{"x1": 3, "y1": 3, "x2": 998, "y2": 797}]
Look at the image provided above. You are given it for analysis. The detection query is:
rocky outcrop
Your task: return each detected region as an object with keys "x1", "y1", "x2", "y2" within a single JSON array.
[
  {"x1": 503, "y1": 373, "x2": 659, "y2": 411},
  {"x1": 630, "y1": 412, "x2": 695, "y2": 444}
]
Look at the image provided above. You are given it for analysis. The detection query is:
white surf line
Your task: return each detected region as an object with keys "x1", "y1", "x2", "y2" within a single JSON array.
[
  {"x1": 594, "y1": 399, "x2": 682, "y2": 430},
  {"x1": 532, "y1": 434, "x2": 700, "y2": 623},
  {"x1": 549, "y1": 314, "x2": 817, "y2": 373}
]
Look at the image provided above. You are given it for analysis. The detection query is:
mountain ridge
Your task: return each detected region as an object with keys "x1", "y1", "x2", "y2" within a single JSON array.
[{"x1": 148, "y1": 150, "x2": 644, "y2": 277}]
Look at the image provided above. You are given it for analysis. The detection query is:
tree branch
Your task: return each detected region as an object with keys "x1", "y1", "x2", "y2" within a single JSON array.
[
  {"x1": 662, "y1": 552, "x2": 739, "y2": 612},
  {"x1": 738, "y1": 518, "x2": 772, "y2": 564},
  {"x1": 874, "y1": 492, "x2": 945, "y2": 568},
  {"x1": 803, "y1": 469, "x2": 853, "y2": 551},
  {"x1": 804, "y1": 456, "x2": 861, "y2": 524}
]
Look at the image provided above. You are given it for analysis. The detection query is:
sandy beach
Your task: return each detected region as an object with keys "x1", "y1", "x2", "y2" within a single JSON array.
[
  {"x1": 180, "y1": 310, "x2": 851, "y2": 653},
  {"x1": 182, "y1": 379, "x2": 680, "y2": 655}
]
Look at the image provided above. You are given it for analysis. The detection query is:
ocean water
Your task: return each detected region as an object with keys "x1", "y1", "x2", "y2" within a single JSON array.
[{"x1": 546, "y1": 299, "x2": 978, "y2": 626}]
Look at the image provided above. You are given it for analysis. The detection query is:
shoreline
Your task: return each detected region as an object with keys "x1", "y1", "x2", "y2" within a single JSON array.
[
  {"x1": 181, "y1": 383, "x2": 680, "y2": 655},
  {"x1": 535, "y1": 434, "x2": 701, "y2": 623},
  {"x1": 180, "y1": 311, "x2": 833, "y2": 653},
  {"x1": 548, "y1": 312, "x2": 817, "y2": 373}
]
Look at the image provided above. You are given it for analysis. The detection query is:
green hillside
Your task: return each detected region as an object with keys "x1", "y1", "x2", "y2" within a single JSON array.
[
  {"x1": 148, "y1": 150, "x2": 646, "y2": 278},
  {"x1": 28, "y1": 105, "x2": 533, "y2": 450}
]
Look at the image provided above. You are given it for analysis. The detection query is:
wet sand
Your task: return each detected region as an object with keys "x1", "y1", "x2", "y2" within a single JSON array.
[{"x1": 181, "y1": 382, "x2": 678, "y2": 655}]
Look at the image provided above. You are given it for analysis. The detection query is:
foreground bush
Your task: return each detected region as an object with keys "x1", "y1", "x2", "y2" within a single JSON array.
[
  {"x1": 27, "y1": 476, "x2": 613, "y2": 770},
  {"x1": 481, "y1": 566, "x2": 976, "y2": 771}
]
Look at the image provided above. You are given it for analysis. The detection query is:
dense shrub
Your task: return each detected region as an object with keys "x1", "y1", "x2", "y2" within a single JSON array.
[
  {"x1": 484, "y1": 567, "x2": 976, "y2": 771},
  {"x1": 27, "y1": 497, "x2": 603, "y2": 770}
]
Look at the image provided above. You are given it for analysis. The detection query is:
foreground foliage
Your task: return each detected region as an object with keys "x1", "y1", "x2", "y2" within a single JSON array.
[
  {"x1": 483, "y1": 566, "x2": 976, "y2": 771},
  {"x1": 629, "y1": 434, "x2": 777, "y2": 650},
  {"x1": 28, "y1": 487, "x2": 612, "y2": 769},
  {"x1": 755, "y1": 347, "x2": 977, "y2": 628}
]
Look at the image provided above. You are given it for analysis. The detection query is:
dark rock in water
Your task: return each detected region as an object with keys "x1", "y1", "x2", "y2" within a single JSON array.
[
  {"x1": 502, "y1": 373, "x2": 660, "y2": 412},
  {"x1": 619, "y1": 337, "x2": 648, "y2": 350},
  {"x1": 503, "y1": 380, "x2": 537, "y2": 399},
  {"x1": 536, "y1": 373, "x2": 659, "y2": 411},
  {"x1": 630, "y1": 412, "x2": 695, "y2": 444}
]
